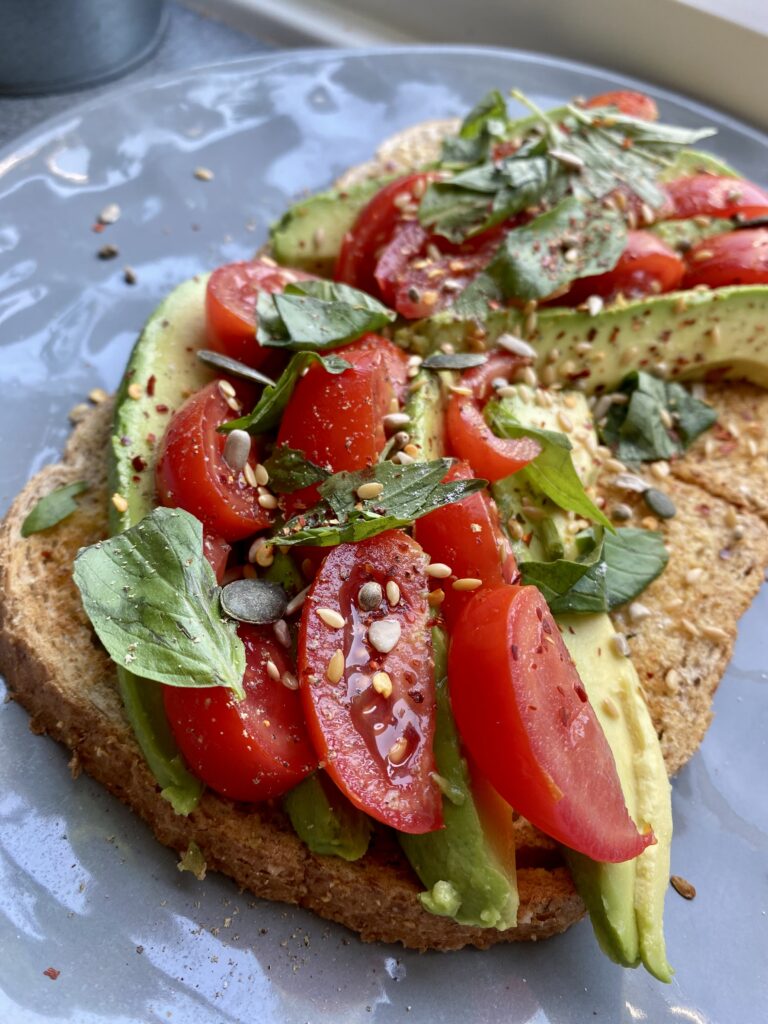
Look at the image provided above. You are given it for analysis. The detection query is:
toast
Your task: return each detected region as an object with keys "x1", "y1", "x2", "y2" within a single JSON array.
[{"x1": 2, "y1": 116, "x2": 768, "y2": 952}]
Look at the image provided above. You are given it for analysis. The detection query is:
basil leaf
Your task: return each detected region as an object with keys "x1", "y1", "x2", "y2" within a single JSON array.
[
  {"x1": 256, "y1": 280, "x2": 395, "y2": 351},
  {"x1": 484, "y1": 195, "x2": 627, "y2": 300},
  {"x1": 73, "y1": 507, "x2": 246, "y2": 697},
  {"x1": 440, "y1": 89, "x2": 510, "y2": 166},
  {"x1": 21, "y1": 481, "x2": 89, "y2": 536},
  {"x1": 486, "y1": 400, "x2": 613, "y2": 530},
  {"x1": 275, "y1": 458, "x2": 486, "y2": 547},
  {"x1": 421, "y1": 352, "x2": 488, "y2": 371},
  {"x1": 520, "y1": 538, "x2": 607, "y2": 614},
  {"x1": 263, "y1": 444, "x2": 330, "y2": 493},
  {"x1": 602, "y1": 527, "x2": 669, "y2": 607},
  {"x1": 600, "y1": 370, "x2": 717, "y2": 462},
  {"x1": 222, "y1": 351, "x2": 350, "y2": 435}
]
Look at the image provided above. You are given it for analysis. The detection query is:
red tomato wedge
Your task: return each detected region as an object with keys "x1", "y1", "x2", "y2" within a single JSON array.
[
  {"x1": 206, "y1": 260, "x2": 314, "y2": 368},
  {"x1": 448, "y1": 585, "x2": 654, "y2": 862},
  {"x1": 664, "y1": 174, "x2": 768, "y2": 221},
  {"x1": 446, "y1": 355, "x2": 541, "y2": 482},
  {"x1": 203, "y1": 533, "x2": 231, "y2": 583},
  {"x1": 584, "y1": 90, "x2": 658, "y2": 121},
  {"x1": 682, "y1": 228, "x2": 768, "y2": 288},
  {"x1": 297, "y1": 532, "x2": 442, "y2": 834},
  {"x1": 164, "y1": 624, "x2": 316, "y2": 802},
  {"x1": 414, "y1": 461, "x2": 517, "y2": 627},
  {"x1": 277, "y1": 334, "x2": 408, "y2": 513},
  {"x1": 155, "y1": 380, "x2": 272, "y2": 542},
  {"x1": 558, "y1": 230, "x2": 684, "y2": 305}
]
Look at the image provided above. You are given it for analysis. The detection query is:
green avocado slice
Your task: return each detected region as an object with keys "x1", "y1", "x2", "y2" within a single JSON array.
[{"x1": 283, "y1": 773, "x2": 372, "y2": 860}]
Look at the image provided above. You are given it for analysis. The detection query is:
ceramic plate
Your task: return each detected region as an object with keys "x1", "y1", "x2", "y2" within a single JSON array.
[{"x1": 0, "y1": 46, "x2": 766, "y2": 1024}]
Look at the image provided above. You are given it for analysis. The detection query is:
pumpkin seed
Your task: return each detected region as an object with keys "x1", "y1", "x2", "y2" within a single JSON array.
[{"x1": 220, "y1": 579, "x2": 288, "y2": 624}]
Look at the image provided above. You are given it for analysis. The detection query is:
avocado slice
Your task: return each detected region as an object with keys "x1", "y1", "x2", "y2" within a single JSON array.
[
  {"x1": 283, "y1": 772, "x2": 372, "y2": 860},
  {"x1": 493, "y1": 384, "x2": 673, "y2": 981},
  {"x1": 404, "y1": 370, "x2": 446, "y2": 459},
  {"x1": 399, "y1": 629, "x2": 519, "y2": 929}
]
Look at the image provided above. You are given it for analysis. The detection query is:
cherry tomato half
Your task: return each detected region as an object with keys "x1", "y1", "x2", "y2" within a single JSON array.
[
  {"x1": 155, "y1": 380, "x2": 272, "y2": 542},
  {"x1": 448, "y1": 585, "x2": 655, "y2": 862},
  {"x1": 558, "y1": 230, "x2": 684, "y2": 305},
  {"x1": 206, "y1": 260, "x2": 314, "y2": 368},
  {"x1": 584, "y1": 90, "x2": 658, "y2": 121},
  {"x1": 446, "y1": 355, "x2": 541, "y2": 483},
  {"x1": 203, "y1": 533, "x2": 231, "y2": 583},
  {"x1": 164, "y1": 624, "x2": 316, "y2": 802},
  {"x1": 297, "y1": 531, "x2": 442, "y2": 834},
  {"x1": 664, "y1": 174, "x2": 768, "y2": 222},
  {"x1": 682, "y1": 228, "x2": 768, "y2": 288},
  {"x1": 414, "y1": 460, "x2": 517, "y2": 627}
]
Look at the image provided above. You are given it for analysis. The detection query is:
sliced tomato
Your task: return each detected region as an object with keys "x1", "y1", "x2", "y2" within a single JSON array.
[
  {"x1": 682, "y1": 228, "x2": 768, "y2": 288},
  {"x1": 558, "y1": 230, "x2": 684, "y2": 305},
  {"x1": 448, "y1": 585, "x2": 655, "y2": 862},
  {"x1": 206, "y1": 260, "x2": 314, "y2": 368},
  {"x1": 155, "y1": 380, "x2": 272, "y2": 542},
  {"x1": 584, "y1": 90, "x2": 658, "y2": 121},
  {"x1": 277, "y1": 334, "x2": 408, "y2": 513},
  {"x1": 445, "y1": 354, "x2": 541, "y2": 483},
  {"x1": 203, "y1": 533, "x2": 231, "y2": 583},
  {"x1": 297, "y1": 531, "x2": 442, "y2": 834},
  {"x1": 164, "y1": 624, "x2": 316, "y2": 802},
  {"x1": 414, "y1": 461, "x2": 516, "y2": 627},
  {"x1": 664, "y1": 174, "x2": 768, "y2": 221}
]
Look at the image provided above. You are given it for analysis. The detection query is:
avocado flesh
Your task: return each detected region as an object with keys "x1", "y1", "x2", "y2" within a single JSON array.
[
  {"x1": 405, "y1": 370, "x2": 446, "y2": 459},
  {"x1": 399, "y1": 630, "x2": 519, "y2": 929},
  {"x1": 283, "y1": 772, "x2": 372, "y2": 860},
  {"x1": 493, "y1": 384, "x2": 673, "y2": 981}
]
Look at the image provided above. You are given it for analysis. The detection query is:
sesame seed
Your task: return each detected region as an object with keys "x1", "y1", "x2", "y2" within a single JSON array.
[
  {"x1": 725, "y1": 505, "x2": 739, "y2": 528},
  {"x1": 387, "y1": 736, "x2": 409, "y2": 764},
  {"x1": 357, "y1": 481, "x2": 384, "y2": 501},
  {"x1": 194, "y1": 166, "x2": 214, "y2": 181},
  {"x1": 557, "y1": 410, "x2": 574, "y2": 432},
  {"x1": 127, "y1": 382, "x2": 142, "y2": 401},
  {"x1": 605, "y1": 457, "x2": 626, "y2": 474},
  {"x1": 425, "y1": 562, "x2": 452, "y2": 578},
  {"x1": 628, "y1": 601, "x2": 652, "y2": 623},
  {"x1": 674, "y1": 296, "x2": 688, "y2": 314},
  {"x1": 681, "y1": 618, "x2": 700, "y2": 638},
  {"x1": 601, "y1": 696, "x2": 620, "y2": 719},
  {"x1": 691, "y1": 248, "x2": 714, "y2": 262},
  {"x1": 449, "y1": 385, "x2": 473, "y2": 397},
  {"x1": 386, "y1": 581, "x2": 401, "y2": 606},
  {"x1": 88, "y1": 387, "x2": 108, "y2": 404},
  {"x1": 427, "y1": 588, "x2": 445, "y2": 607},
  {"x1": 258, "y1": 493, "x2": 278, "y2": 510},
  {"x1": 452, "y1": 577, "x2": 483, "y2": 592},
  {"x1": 254, "y1": 463, "x2": 269, "y2": 486},
  {"x1": 285, "y1": 585, "x2": 310, "y2": 616},
  {"x1": 517, "y1": 365, "x2": 539, "y2": 387},
  {"x1": 111, "y1": 493, "x2": 129, "y2": 514},
  {"x1": 702, "y1": 624, "x2": 729, "y2": 643},
  {"x1": 266, "y1": 659, "x2": 280, "y2": 681},
  {"x1": 664, "y1": 668, "x2": 681, "y2": 693},
  {"x1": 563, "y1": 247, "x2": 579, "y2": 263},
  {"x1": 69, "y1": 402, "x2": 91, "y2": 423},
  {"x1": 746, "y1": 438, "x2": 759, "y2": 457},
  {"x1": 368, "y1": 618, "x2": 401, "y2": 654},
  {"x1": 281, "y1": 671, "x2": 299, "y2": 691},
  {"x1": 496, "y1": 385, "x2": 520, "y2": 398},
  {"x1": 497, "y1": 333, "x2": 536, "y2": 358},
  {"x1": 242, "y1": 462, "x2": 258, "y2": 488},
  {"x1": 685, "y1": 568, "x2": 704, "y2": 585},
  {"x1": 326, "y1": 649, "x2": 345, "y2": 683},
  {"x1": 317, "y1": 607, "x2": 345, "y2": 629},
  {"x1": 273, "y1": 619, "x2": 291, "y2": 648},
  {"x1": 372, "y1": 671, "x2": 393, "y2": 698},
  {"x1": 98, "y1": 202, "x2": 121, "y2": 224},
  {"x1": 218, "y1": 379, "x2": 236, "y2": 399},
  {"x1": 650, "y1": 461, "x2": 671, "y2": 480},
  {"x1": 659, "y1": 408, "x2": 674, "y2": 431},
  {"x1": 611, "y1": 633, "x2": 630, "y2": 657},
  {"x1": 358, "y1": 581, "x2": 383, "y2": 611}
]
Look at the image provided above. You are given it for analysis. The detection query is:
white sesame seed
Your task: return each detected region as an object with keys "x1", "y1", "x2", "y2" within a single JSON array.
[
  {"x1": 357, "y1": 481, "x2": 384, "y2": 501},
  {"x1": 387, "y1": 736, "x2": 409, "y2": 764},
  {"x1": 98, "y1": 202, "x2": 121, "y2": 224},
  {"x1": 664, "y1": 668, "x2": 681, "y2": 693},
  {"x1": 327, "y1": 649, "x2": 345, "y2": 683},
  {"x1": 317, "y1": 607, "x2": 345, "y2": 629},
  {"x1": 266, "y1": 659, "x2": 281, "y2": 682},
  {"x1": 685, "y1": 568, "x2": 704, "y2": 585},
  {"x1": 650, "y1": 461, "x2": 671, "y2": 480},
  {"x1": 273, "y1": 619, "x2": 291, "y2": 648},
  {"x1": 372, "y1": 671, "x2": 393, "y2": 698},
  {"x1": 281, "y1": 671, "x2": 299, "y2": 691},
  {"x1": 386, "y1": 581, "x2": 401, "y2": 606},
  {"x1": 628, "y1": 602, "x2": 652, "y2": 623},
  {"x1": 368, "y1": 619, "x2": 402, "y2": 654},
  {"x1": 702, "y1": 624, "x2": 729, "y2": 643},
  {"x1": 218, "y1": 379, "x2": 236, "y2": 399},
  {"x1": 586, "y1": 294, "x2": 604, "y2": 316},
  {"x1": 611, "y1": 633, "x2": 630, "y2": 657},
  {"x1": 449, "y1": 385, "x2": 473, "y2": 397},
  {"x1": 659, "y1": 408, "x2": 674, "y2": 430},
  {"x1": 425, "y1": 562, "x2": 452, "y2": 579},
  {"x1": 497, "y1": 333, "x2": 537, "y2": 359},
  {"x1": 111, "y1": 493, "x2": 128, "y2": 514},
  {"x1": 557, "y1": 410, "x2": 574, "y2": 432},
  {"x1": 285, "y1": 585, "x2": 310, "y2": 616},
  {"x1": 601, "y1": 696, "x2": 620, "y2": 719}
]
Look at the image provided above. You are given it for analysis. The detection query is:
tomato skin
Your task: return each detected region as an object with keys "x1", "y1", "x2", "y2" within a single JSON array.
[
  {"x1": 448, "y1": 585, "x2": 654, "y2": 862},
  {"x1": 664, "y1": 174, "x2": 768, "y2": 221},
  {"x1": 163, "y1": 624, "x2": 316, "y2": 802},
  {"x1": 584, "y1": 90, "x2": 658, "y2": 121},
  {"x1": 206, "y1": 260, "x2": 313, "y2": 369},
  {"x1": 682, "y1": 228, "x2": 768, "y2": 288},
  {"x1": 446, "y1": 355, "x2": 541, "y2": 483},
  {"x1": 155, "y1": 380, "x2": 272, "y2": 542},
  {"x1": 277, "y1": 334, "x2": 408, "y2": 513},
  {"x1": 414, "y1": 461, "x2": 516, "y2": 627},
  {"x1": 558, "y1": 230, "x2": 684, "y2": 305},
  {"x1": 203, "y1": 533, "x2": 231, "y2": 583},
  {"x1": 297, "y1": 531, "x2": 442, "y2": 834}
]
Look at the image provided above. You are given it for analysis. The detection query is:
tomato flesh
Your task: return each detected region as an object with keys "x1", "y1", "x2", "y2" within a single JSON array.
[
  {"x1": 297, "y1": 532, "x2": 442, "y2": 834},
  {"x1": 164, "y1": 624, "x2": 316, "y2": 802},
  {"x1": 203, "y1": 533, "x2": 231, "y2": 583},
  {"x1": 448, "y1": 585, "x2": 654, "y2": 862},
  {"x1": 155, "y1": 380, "x2": 272, "y2": 542},
  {"x1": 446, "y1": 355, "x2": 541, "y2": 482},
  {"x1": 682, "y1": 228, "x2": 768, "y2": 288},
  {"x1": 558, "y1": 230, "x2": 684, "y2": 305},
  {"x1": 414, "y1": 460, "x2": 516, "y2": 627},
  {"x1": 206, "y1": 260, "x2": 313, "y2": 369},
  {"x1": 584, "y1": 90, "x2": 658, "y2": 121},
  {"x1": 664, "y1": 174, "x2": 768, "y2": 222}
]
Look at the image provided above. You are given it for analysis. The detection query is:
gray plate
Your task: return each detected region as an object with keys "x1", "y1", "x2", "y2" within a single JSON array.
[{"x1": 0, "y1": 46, "x2": 766, "y2": 1024}]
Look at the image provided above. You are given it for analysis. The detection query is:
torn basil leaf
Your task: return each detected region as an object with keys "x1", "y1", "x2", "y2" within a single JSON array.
[
  {"x1": 256, "y1": 280, "x2": 395, "y2": 351},
  {"x1": 221, "y1": 351, "x2": 350, "y2": 435},
  {"x1": 263, "y1": 445, "x2": 330, "y2": 493},
  {"x1": 73, "y1": 507, "x2": 246, "y2": 698},
  {"x1": 520, "y1": 536, "x2": 607, "y2": 615},
  {"x1": 600, "y1": 370, "x2": 717, "y2": 462},
  {"x1": 421, "y1": 352, "x2": 488, "y2": 371},
  {"x1": 439, "y1": 89, "x2": 511, "y2": 167},
  {"x1": 21, "y1": 480, "x2": 89, "y2": 536},
  {"x1": 601, "y1": 527, "x2": 669, "y2": 607},
  {"x1": 486, "y1": 400, "x2": 613, "y2": 530},
  {"x1": 274, "y1": 458, "x2": 486, "y2": 547}
]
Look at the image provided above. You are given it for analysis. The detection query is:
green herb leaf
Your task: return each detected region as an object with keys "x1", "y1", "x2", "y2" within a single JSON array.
[
  {"x1": 421, "y1": 352, "x2": 488, "y2": 371},
  {"x1": 600, "y1": 371, "x2": 717, "y2": 462},
  {"x1": 602, "y1": 527, "x2": 669, "y2": 607},
  {"x1": 73, "y1": 507, "x2": 246, "y2": 697},
  {"x1": 440, "y1": 89, "x2": 511, "y2": 166},
  {"x1": 520, "y1": 536, "x2": 607, "y2": 614},
  {"x1": 222, "y1": 351, "x2": 350, "y2": 435},
  {"x1": 484, "y1": 195, "x2": 627, "y2": 300},
  {"x1": 256, "y1": 280, "x2": 395, "y2": 351},
  {"x1": 263, "y1": 444, "x2": 330, "y2": 493},
  {"x1": 275, "y1": 458, "x2": 486, "y2": 547},
  {"x1": 21, "y1": 481, "x2": 89, "y2": 536},
  {"x1": 486, "y1": 400, "x2": 613, "y2": 529}
]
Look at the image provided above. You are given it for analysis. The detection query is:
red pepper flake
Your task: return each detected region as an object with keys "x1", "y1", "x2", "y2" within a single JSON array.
[
  {"x1": 155, "y1": 404, "x2": 169, "y2": 414},
  {"x1": 146, "y1": 432, "x2": 157, "y2": 446},
  {"x1": 146, "y1": 375, "x2": 156, "y2": 397},
  {"x1": 40, "y1": 550, "x2": 52, "y2": 562},
  {"x1": 92, "y1": 223, "x2": 105, "y2": 233},
  {"x1": 131, "y1": 455, "x2": 147, "y2": 472},
  {"x1": 43, "y1": 967, "x2": 60, "y2": 981}
]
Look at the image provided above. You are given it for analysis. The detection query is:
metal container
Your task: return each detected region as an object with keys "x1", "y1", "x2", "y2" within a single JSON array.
[{"x1": 0, "y1": 0, "x2": 167, "y2": 95}]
